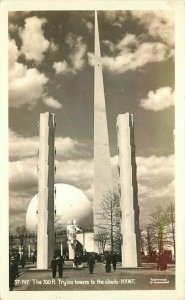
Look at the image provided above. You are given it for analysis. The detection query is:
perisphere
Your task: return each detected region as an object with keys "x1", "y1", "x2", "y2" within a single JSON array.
[{"x1": 26, "y1": 183, "x2": 93, "y2": 232}]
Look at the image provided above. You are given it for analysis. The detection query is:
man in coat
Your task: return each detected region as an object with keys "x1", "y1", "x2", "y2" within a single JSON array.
[
  {"x1": 9, "y1": 257, "x2": 19, "y2": 291},
  {"x1": 111, "y1": 252, "x2": 117, "y2": 271},
  {"x1": 88, "y1": 254, "x2": 95, "y2": 274},
  {"x1": 51, "y1": 256, "x2": 57, "y2": 278},
  {"x1": 57, "y1": 255, "x2": 65, "y2": 278}
]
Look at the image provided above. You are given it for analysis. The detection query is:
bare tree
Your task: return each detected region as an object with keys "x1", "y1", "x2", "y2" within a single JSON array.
[
  {"x1": 140, "y1": 226, "x2": 154, "y2": 256},
  {"x1": 148, "y1": 206, "x2": 170, "y2": 253},
  {"x1": 94, "y1": 228, "x2": 109, "y2": 254},
  {"x1": 95, "y1": 190, "x2": 121, "y2": 252},
  {"x1": 15, "y1": 225, "x2": 27, "y2": 247},
  {"x1": 141, "y1": 204, "x2": 175, "y2": 259},
  {"x1": 54, "y1": 215, "x2": 65, "y2": 234},
  {"x1": 165, "y1": 202, "x2": 175, "y2": 258}
]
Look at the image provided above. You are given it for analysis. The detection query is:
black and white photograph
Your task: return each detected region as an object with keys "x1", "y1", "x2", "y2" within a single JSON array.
[{"x1": 0, "y1": 1, "x2": 185, "y2": 300}]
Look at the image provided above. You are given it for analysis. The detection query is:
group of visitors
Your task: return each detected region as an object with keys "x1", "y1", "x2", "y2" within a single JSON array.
[
  {"x1": 51, "y1": 255, "x2": 65, "y2": 278},
  {"x1": 10, "y1": 250, "x2": 169, "y2": 291},
  {"x1": 104, "y1": 252, "x2": 117, "y2": 272},
  {"x1": 51, "y1": 252, "x2": 118, "y2": 276}
]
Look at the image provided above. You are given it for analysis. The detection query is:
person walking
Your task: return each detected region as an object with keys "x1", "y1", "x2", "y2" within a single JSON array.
[
  {"x1": 57, "y1": 255, "x2": 65, "y2": 278},
  {"x1": 9, "y1": 257, "x2": 19, "y2": 291},
  {"x1": 105, "y1": 252, "x2": 111, "y2": 273},
  {"x1": 51, "y1": 256, "x2": 57, "y2": 279},
  {"x1": 32, "y1": 254, "x2": 36, "y2": 264},
  {"x1": 88, "y1": 254, "x2": 95, "y2": 274},
  {"x1": 20, "y1": 256, "x2": 26, "y2": 268},
  {"x1": 111, "y1": 252, "x2": 117, "y2": 271},
  {"x1": 73, "y1": 254, "x2": 79, "y2": 269}
]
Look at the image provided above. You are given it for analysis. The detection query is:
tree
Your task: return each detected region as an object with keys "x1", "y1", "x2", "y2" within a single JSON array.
[
  {"x1": 146, "y1": 204, "x2": 175, "y2": 255},
  {"x1": 95, "y1": 190, "x2": 121, "y2": 252},
  {"x1": 140, "y1": 226, "x2": 154, "y2": 256},
  {"x1": 165, "y1": 202, "x2": 175, "y2": 258},
  {"x1": 15, "y1": 225, "x2": 27, "y2": 247},
  {"x1": 54, "y1": 215, "x2": 65, "y2": 234},
  {"x1": 149, "y1": 206, "x2": 169, "y2": 253},
  {"x1": 94, "y1": 228, "x2": 109, "y2": 254}
]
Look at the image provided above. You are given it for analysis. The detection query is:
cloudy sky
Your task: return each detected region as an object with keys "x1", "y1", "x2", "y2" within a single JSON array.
[{"x1": 9, "y1": 10, "x2": 174, "y2": 232}]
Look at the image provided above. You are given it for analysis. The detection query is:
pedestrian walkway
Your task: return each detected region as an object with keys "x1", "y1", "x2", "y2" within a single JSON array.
[{"x1": 13, "y1": 261, "x2": 175, "y2": 291}]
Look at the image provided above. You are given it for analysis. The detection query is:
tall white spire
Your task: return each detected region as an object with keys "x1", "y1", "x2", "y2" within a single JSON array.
[{"x1": 94, "y1": 11, "x2": 113, "y2": 231}]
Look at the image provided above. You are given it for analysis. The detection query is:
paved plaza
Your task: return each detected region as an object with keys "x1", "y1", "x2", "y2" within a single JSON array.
[{"x1": 13, "y1": 261, "x2": 175, "y2": 291}]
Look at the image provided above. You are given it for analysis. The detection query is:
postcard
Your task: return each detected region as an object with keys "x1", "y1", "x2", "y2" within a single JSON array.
[{"x1": 0, "y1": 1, "x2": 185, "y2": 300}]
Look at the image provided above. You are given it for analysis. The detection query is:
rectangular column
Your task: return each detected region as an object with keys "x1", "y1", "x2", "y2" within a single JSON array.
[
  {"x1": 117, "y1": 113, "x2": 141, "y2": 267},
  {"x1": 37, "y1": 112, "x2": 55, "y2": 269}
]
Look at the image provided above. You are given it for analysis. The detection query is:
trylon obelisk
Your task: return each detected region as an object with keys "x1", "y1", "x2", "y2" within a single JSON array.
[
  {"x1": 94, "y1": 11, "x2": 113, "y2": 235},
  {"x1": 117, "y1": 113, "x2": 141, "y2": 267},
  {"x1": 37, "y1": 112, "x2": 55, "y2": 269}
]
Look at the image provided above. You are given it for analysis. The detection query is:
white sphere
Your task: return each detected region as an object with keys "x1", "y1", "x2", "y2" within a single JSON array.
[{"x1": 26, "y1": 183, "x2": 93, "y2": 232}]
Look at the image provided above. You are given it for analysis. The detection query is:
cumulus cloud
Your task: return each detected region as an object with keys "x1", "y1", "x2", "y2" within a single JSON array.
[
  {"x1": 9, "y1": 36, "x2": 60, "y2": 109},
  {"x1": 87, "y1": 52, "x2": 95, "y2": 67},
  {"x1": 65, "y1": 33, "x2": 87, "y2": 73},
  {"x1": 112, "y1": 153, "x2": 174, "y2": 209},
  {"x1": 103, "y1": 154, "x2": 174, "y2": 206},
  {"x1": 9, "y1": 157, "x2": 38, "y2": 192},
  {"x1": 19, "y1": 16, "x2": 50, "y2": 63},
  {"x1": 131, "y1": 11, "x2": 174, "y2": 47},
  {"x1": 85, "y1": 21, "x2": 93, "y2": 33},
  {"x1": 49, "y1": 41, "x2": 58, "y2": 52},
  {"x1": 53, "y1": 61, "x2": 69, "y2": 74},
  {"x1": 102, "y1": 11, "x2": 174, "y2": 48},
  {"x1": 136, "y1": 154, "x2": 174, "y2": 227},
  {"x1": 97, "y1": 11, "x2": 174, "y2": 73},
  {"x1": 102, "y1": 40, "x2": 115, "y2": 52},
  {"x1": 102, "y1": 35, "x2": 170, "y2": 73},
  {"x1": 43, "y1": 96, "x2": 62, "y2": 109},
  {"x1": 117, "y1": 33, "x2": 139, "y2": 49},
  {"x1": 9, "y1": 156, "x2": 93, "y2": 204},
  {"x1": 9, "y1": 38, "x2": 19, "y2": 69},
  {"x1": 102, "y1": 11, "x2": 127, "y2": 26},
  {"x1": 88, "y1": 33, "x2": 170, "y2": 72},
  {"x1": 9, "y1": 129, "x2": 89, "y2": 161},
  {"x1": 55, "y1": 137, "x2": 89, "y2": 160},
  {"x1": 56, "y1": 159, "x2": 93, "y2": 189},
  {"x1": 140, "y1": 87, "x2": 174, "y2": 111},
  {"x1": 9, "y1": 64, "x2": 48, "y2": 108},
  {"x1": 111, "y1": 154, "x2": 174, "y2": 228},
  {"x1": 9, "y1": 38, "x2": 48, "y2": 108},
  {"x1": 9, "y1": 130, "x2": 39, "y2": 160},
  {"x1": 53, "y1": 34, "x2": 87, "y2": 75},
  {"x1": 136, "y1": 155, "x2": 174, "y2": 187}
]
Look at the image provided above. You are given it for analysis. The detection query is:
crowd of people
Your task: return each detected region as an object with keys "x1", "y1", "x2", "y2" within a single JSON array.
[
  {"x1": 50, "y1": 252, "x2": 118, "y2": 277},
  {"x1": 9, "y1": 250, "x2": 169, "y2": 290}
]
